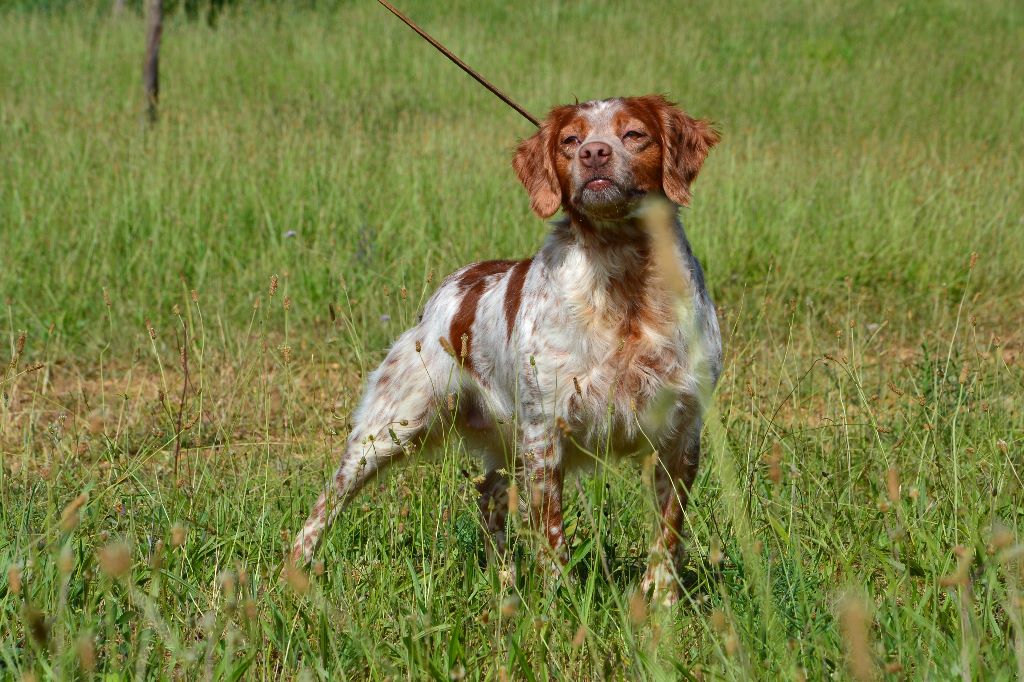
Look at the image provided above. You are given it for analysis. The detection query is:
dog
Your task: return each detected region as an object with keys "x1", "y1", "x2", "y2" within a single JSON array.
[{"x1": 290, "y1": 95, "x2": 721, "y2": 604}]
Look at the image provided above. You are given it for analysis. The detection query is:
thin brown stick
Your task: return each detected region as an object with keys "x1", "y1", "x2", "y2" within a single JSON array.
[{"x1": 377, "y1": 0, "x2": 539, "y2": 127}]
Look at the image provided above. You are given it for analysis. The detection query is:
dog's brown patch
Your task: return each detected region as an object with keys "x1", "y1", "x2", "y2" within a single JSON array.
[
  {"x1": 503, "y1": 258, "x2": 532, "y2": 340},
  {"x1": 449, "y1": 260, "x2": 517, "y2": 373}
]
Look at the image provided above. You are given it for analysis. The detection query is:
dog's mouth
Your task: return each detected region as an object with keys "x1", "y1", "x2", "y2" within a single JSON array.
[{"x1": 584, "y1": 177, "x2": 615, "y2": 191}]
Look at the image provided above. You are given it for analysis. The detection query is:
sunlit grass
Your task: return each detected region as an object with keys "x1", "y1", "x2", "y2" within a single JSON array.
[{"x1": 1, "y1": 0, "x2": 1023, "y2": 678}]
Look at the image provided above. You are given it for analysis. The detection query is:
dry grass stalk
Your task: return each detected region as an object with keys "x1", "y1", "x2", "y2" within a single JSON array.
[{"x1": 839, "y1": 592, "x2": 876, "y2": 682}]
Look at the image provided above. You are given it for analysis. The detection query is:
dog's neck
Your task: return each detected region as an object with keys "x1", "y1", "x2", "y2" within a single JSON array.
[{"x1": 547, "y1": 208, "x2": 684, "y2": 333}]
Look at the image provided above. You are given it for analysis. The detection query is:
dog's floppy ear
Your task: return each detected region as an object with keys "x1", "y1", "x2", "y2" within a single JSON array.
[
  {"x1": 654, "y1": 97, "x2": 720, "y2": 207},
  {"x1": 513, "y1": 121, "x2": 561, "y2": 219}
]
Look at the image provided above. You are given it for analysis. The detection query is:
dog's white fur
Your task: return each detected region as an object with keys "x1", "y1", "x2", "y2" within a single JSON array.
[{"x1": 290, "y1": 96, "x2": 721, "y2": 604}]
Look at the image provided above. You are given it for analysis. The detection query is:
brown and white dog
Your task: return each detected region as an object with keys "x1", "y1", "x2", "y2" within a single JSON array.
[{"x1": 290, "y1": 95, "x2": 721, "y2": 604}]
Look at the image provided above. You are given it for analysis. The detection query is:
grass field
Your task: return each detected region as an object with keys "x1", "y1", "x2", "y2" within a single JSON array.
[{"x1": 2, "y1": 0, "x2": 1023, "y2": 678}]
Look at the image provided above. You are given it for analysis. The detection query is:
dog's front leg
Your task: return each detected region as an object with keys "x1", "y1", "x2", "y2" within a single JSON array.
[
  {"x1": 642, "y1": 397, "x2": 702, "y2": 606},
  {"x1": 522, "y1": 423, "x2": 568, "y2": 576}
]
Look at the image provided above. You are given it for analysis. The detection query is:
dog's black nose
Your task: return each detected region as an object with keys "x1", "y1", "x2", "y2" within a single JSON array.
[{"x1": 579, "y1": 141, "x2": 612, "y2": 168}]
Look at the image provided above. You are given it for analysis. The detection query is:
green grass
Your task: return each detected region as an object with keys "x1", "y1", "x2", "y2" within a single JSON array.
[{"x1": 2, "y1": 0, "x2": 1023, "y2": 678}]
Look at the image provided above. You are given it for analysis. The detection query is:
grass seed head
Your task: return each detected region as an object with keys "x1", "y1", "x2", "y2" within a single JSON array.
[
  {"x1": 284, "y1": 561, "x2": 310, "y2": 594},
  {"x1": 60, "y1": 493, "x2": 88, "y2": 532},
  {"x1": 572, "y1": 625, "x2": 587, "y2": 647},
  {"x1": 24, "y1": 606, "x2": 49, "y2": 646},
  {"x1": 500, "y1": 595, "x2": 520, "y2": 617},
  {"x1": 58, "y1": 546, "x2": 74, "y2": 575},
  {"x1": 151, "y1": 540, "x2": 164, "y2": 570},
  {"x1": 838, "y1": 591, "x2": 875, "y2": 682},
  {"x1": 170, "y1": 523, "x2": 186, "y2": 547},
  {"x1": 765, "y1": 444, "x2": 783, "y2": 486},
  {"x1": 886, "y1": 467, "x2": 900, "y2": 503},
  {"x1": 628, "y1": 589, "x2": 648, "y2": 625},
  {"x1": 8, "y1": 564, "x2": 22, "y2": 594},
  {"x1": 76, "y1": 634, "x2": 96, "y2": 671},
  {"x1": 709, "y1": 536, "x2": 724, "y2": 566},
  {"x1": 269, "y1": 274, "x2": 279, "y2": 297},
  {"x1": 709, "y1": 609, "x2": 728, "y2": 633},
  {"x1": 97, "y1": 542, "x2": 132, "y2": 578}
]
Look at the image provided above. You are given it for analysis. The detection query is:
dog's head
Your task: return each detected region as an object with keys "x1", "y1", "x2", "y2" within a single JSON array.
[{"x1": 513, "y1": 95, "x2": 719, "y2": 220}]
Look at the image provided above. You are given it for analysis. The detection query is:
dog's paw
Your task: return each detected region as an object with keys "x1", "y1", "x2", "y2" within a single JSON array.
[{"x1": 641, "y1": 563, "x2": 681, "y2": 608}]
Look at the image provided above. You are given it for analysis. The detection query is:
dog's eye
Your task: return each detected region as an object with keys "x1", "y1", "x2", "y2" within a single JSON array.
[
  {"x1": 623, "y1": 130, "x2": 646, "y2": 141},
  {"x1": 561, "y1": 135, "x2": 581, "y2": 145}
]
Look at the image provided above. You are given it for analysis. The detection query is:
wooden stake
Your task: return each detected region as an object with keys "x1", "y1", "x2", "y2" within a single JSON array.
[{"x1": 143, "y1": 0, "x2": 163, "y2": 124}]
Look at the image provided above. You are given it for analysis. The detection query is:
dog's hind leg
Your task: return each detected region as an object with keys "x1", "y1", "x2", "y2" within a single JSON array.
[
  {"x1": 475, "y1": 468, "x2": 511, "y2": 559},
  {"x1": 289, "y1": 337, "x2": 443, "y2": 565}
]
